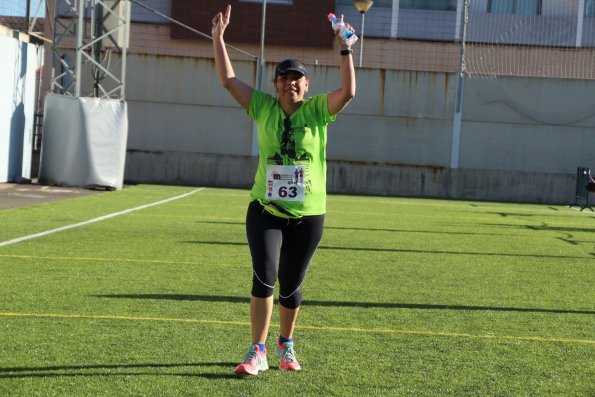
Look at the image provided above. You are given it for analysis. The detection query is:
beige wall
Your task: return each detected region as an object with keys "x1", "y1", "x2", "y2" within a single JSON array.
[{"x1": 122, "y1": 53, "x2": 595, "y2": 204}]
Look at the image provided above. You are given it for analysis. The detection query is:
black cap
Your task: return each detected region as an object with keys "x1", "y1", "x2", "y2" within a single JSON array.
[{"x1": 275, "y1": 59, "x2": 308, "y2": 78}]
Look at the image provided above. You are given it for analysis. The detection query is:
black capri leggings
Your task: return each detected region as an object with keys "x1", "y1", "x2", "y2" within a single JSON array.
[{"x1": 246, "y1": 200, "x2": 325, "y2": 309}]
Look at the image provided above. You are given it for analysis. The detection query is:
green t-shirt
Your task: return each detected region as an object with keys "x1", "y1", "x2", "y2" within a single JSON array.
[{"x1": 248, "y1": 90, "x2": 336, "y2": 217}]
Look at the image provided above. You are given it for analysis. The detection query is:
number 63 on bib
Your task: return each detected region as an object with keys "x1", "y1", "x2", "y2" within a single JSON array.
[{"x1": 266, "y1": 165, "x2": 306, "y2": 202}]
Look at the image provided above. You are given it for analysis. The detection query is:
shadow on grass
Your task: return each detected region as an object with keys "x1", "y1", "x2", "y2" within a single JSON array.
[
  {"x1": 180, "y1": 240, "x2": 594, "y2": 261},
  {"x1": 0, "y1": 362, "x2": 239, "y2": 379},
  {"x1": 93, "y1": 294, "x2": 595, "y2": 315},
  {"x1": 468, "y1": 222, "x2": 595, "y2": 234},
  {"x1": 194, "y1": 220, "x2": 513, "y2": 237},
  {"x1": 555, "y1": 236, "x2": 594, "y2": 246}
]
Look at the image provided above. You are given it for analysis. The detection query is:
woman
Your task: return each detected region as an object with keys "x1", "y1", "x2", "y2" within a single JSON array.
[{"x1": 212, "y1": 4, "x2": 355, "y2": 375}]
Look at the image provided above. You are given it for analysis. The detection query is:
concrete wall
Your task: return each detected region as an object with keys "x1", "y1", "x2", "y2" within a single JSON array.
[
  {"x1": 123, "y1": 54, "x2": 595, "y2": 204},
  {"x1": 460, "y1": 78, "x2": 595, "y2": 174}
]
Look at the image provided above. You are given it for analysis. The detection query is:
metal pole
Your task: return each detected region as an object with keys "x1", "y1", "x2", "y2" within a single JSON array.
[
  {"x1": 121, "y1": 0, "x2": 129, "y2": 99},
  {"x1": 253, "y1": 0, "x2": 267, "y2": 157},
  {"x1": 450, "y1": 0, "x2": 468, "y2": 169},
  {"x1": 93, "y1": 0, "x2": 103, "y2": 97},
  {"x1": 75, "y1": 0, "x2": 85, "y2": 97},
  {"x1": 50, "y1": 0, "x2": 58, "y2": 92},
  {"x1": 359, "y1": 12, "x2": 365, "y2": 67},
  {"x1": 257, "y1": 0, "x2": 267, "y2": 91}
]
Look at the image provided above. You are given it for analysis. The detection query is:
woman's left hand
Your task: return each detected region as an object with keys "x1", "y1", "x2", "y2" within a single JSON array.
[{"x1": 334, "y1": 14, "x2": 355, "y2": 49}]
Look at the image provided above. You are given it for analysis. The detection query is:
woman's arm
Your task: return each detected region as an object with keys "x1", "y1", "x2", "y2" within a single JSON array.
[
  {"x1": 212, "y1": 5, "x2": 253, "y2": 110},
  {"x1": 327, "y1": 15, "x2": 356, "y2": 116}
]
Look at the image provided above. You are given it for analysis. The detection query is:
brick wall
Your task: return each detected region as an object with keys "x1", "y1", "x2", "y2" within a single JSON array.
[{"x1": 170, "y1": 0, "x2": 336, "y2": 48}]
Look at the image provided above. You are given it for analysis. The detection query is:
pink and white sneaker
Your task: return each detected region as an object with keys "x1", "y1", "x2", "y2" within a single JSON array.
[
  {"x1": 276, "y1": 341, "x2": 301, "y2": 371},
  {"x1": 234, "y1": 344, "x2": 269, "y2": 376}
]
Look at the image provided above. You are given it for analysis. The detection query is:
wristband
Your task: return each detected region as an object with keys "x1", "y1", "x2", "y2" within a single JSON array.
[{"x1": 340, "y1": 49, "x2": 353, "y2": 56}]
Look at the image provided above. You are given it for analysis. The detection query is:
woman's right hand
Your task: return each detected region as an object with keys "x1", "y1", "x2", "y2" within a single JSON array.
[{"x1": 212, "y1": 4, "x2": 231, "y2": 38}]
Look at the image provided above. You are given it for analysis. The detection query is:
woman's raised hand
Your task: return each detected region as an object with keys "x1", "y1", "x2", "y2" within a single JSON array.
[{"x1": 212, "y1": 4, "x2": 231, "y2": 38}]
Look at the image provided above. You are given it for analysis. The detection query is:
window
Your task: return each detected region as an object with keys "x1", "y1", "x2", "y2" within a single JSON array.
[
  {"x1": 488, "y1": 0, "x2": 542, "y2": 15},
  {"x1": 400, "y1": 0, "x2": 457, "y2": 11}
]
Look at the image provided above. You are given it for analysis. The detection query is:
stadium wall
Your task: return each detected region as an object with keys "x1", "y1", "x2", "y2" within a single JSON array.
[{"x1": 122, "y1": 54, "x2": 595, "y2": 204}]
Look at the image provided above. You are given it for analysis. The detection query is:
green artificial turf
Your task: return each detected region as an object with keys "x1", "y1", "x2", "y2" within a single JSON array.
[{"x1": 0, "y1": 185, "x2": 593, "y2": 396}]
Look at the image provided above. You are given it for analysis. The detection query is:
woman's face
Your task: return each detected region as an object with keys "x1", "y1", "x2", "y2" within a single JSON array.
[{"x1": 275, "y1": 72, "x2": 309, "y2": 103}]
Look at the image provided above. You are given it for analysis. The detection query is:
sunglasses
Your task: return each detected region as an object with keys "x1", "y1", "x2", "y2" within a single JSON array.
[{"x1": 281, "y1": 118, "x2": 296, "y2": 159}]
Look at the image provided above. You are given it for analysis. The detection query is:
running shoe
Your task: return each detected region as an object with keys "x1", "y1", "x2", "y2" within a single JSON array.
[
  {"x1": 276, "y1": 340, "x2": 301, "y2": 371},
  {"x1": 234, "y1": 344, "x2": 269, "y2": 376}
]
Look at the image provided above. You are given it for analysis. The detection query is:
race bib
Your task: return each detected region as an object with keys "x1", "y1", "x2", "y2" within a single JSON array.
[{"x1": 266, "y1": 165, "x2": 305, "y2": 202}]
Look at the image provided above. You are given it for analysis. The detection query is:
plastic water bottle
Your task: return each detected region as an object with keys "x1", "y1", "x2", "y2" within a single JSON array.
[{"x1": 327, "y1": 13, "x2": 358, "y2": 46}]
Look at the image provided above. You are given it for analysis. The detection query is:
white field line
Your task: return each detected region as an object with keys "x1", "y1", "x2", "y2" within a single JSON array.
[{"x1": 0, "y1": 188, "x2": 204, "y2": 248}]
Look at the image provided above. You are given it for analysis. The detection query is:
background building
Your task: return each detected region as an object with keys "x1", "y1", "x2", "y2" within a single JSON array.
[{"x1": 2, "y1": 0, "x2": 594, "y2": 204}]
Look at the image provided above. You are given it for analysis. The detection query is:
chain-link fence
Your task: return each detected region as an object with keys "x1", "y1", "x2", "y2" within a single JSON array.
[
  {"x1": 465, "y1": 0, "x2": 595, "y2": 79},
  {"x1": 5, "y1": 1, "x2": 595, "y2": 79}
]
